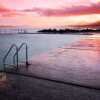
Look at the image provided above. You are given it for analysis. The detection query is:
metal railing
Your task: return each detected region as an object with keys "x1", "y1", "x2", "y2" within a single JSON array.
[
  {"x1": 3, "y1": 44, "x2": 18, "y2": 69},
  {"x1": 13, "y1": 43, "x2": 28, "y2": 68},
  {"x1": 3, "y1": 43, "x2": 28, "y2": 70}
]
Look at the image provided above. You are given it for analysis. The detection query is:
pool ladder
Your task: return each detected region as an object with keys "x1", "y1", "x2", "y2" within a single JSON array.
[{"x1": 3, "y1": 43, "x2": 29, "y2": 70}]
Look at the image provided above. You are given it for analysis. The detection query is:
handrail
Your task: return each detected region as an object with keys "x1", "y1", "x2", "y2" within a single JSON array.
[
  {"x1": 3, "y1": 44, "x2": 18, "y2": 69},
  {"x1": 13, "y1": 43, "x2": 28, "y2": 68}
]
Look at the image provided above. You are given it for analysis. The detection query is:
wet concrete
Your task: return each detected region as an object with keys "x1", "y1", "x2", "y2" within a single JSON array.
[
  {"x1": 0, "y1": 73, "x2": 100, "y2": 100},
  {"x1": 28, "y1": 37, "x2": 100, "y2": 88},
  {"x1": 0, "y1": 35, "x2": 100, "y2": 99}
]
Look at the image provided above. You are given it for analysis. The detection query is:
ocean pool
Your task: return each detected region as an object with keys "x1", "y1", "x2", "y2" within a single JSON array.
[{"x1": 0, "y1": 34, "x2": 88, "y2": 68}]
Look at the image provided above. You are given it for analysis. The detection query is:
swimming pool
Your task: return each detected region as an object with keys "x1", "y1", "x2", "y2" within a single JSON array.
[{"x1": 0, "y1": 34, "x2": 88, "y2": 68}]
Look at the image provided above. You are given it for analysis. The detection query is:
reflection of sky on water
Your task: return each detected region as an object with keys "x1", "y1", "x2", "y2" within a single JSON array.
[
  {"x1": 70, "y1": 37, "x2": 100, "y2": 71},
  {"x1": 89, "y1": 34, "x2": 100, "y2": 38},
  {"x1": 0, "y1": 34, "x2": 88, "y2": 67}
]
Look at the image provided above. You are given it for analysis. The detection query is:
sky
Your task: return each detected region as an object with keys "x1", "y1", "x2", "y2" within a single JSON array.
[{"x1": 0, "y1": 0, "x2": 100, "y2": 28}]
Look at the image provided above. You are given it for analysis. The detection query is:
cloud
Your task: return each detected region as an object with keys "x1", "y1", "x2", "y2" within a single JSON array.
[
  {"x1": 0, "y1": 4, "x2": 23, "y2": 17},
  {"x1": 87, "y1": 21, "x2": 100, "y2": 26},
  {"x1": 76, "y1": 20, "x2": 100, "y2": 28},
  {"x1": 1, "y1": 2, "x2": 100, "y2": 17},
  {"x1": 22, "y1": 2, "x2": 100, "y2": 17},
  {"x1": 0, "y1": 4, "x2": 11, "y2": 12}
]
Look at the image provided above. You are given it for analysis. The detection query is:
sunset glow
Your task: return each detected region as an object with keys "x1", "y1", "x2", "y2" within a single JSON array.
[
  {"x1": 90, "y1": 0, "x2": 100, "y2": 3},
  {"x1": 0, "y1": 0, "x2": 100, "y2": 28}
]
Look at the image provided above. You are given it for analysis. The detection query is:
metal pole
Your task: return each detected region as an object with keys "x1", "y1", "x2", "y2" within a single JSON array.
[
  {"x1": 3, "y1": 44, "x2": 18, "y2": 70},
  {"x1": 26, "y1": 45, "x2": 28, "y2": 67}
]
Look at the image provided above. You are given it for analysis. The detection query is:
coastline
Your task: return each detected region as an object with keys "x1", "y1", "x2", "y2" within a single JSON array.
[
  {"x1": 0, "y1": 27, "x2": 100, "y2": 35},
  {"x1": 37, "y1": 28, "x2": 100, "y2": 35}
]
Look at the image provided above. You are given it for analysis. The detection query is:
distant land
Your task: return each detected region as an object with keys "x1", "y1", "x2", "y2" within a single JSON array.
[
  {"x1": 37, "y1": 28, "x2": 100, "y2": 35},
  {"x1": 0, "y1": 25, "x2": 100, "y2": 35}
]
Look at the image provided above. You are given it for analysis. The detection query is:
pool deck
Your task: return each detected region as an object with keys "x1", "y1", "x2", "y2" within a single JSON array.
[{"x1": 0, "y1": 35, "x2": 100, "y2": 99}]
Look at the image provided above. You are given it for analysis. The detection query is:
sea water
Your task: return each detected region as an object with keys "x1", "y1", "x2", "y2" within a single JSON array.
[{"x1": 0, "y1": 34, "x2": 89, "y2": 68}]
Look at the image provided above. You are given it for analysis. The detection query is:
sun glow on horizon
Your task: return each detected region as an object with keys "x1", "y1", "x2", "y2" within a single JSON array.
[{"x1": 90, "y1": 0, "x2": 100, "y2": 3}]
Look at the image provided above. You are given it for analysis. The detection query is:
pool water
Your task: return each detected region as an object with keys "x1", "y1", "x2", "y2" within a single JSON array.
[{"x1": 0, "y1": 34, "x2": 88, "y2": 68}]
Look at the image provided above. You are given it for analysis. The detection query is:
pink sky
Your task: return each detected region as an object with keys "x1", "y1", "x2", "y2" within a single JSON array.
[{"x1": 0, "y1": 0, "x2": 100, "y2": 28}]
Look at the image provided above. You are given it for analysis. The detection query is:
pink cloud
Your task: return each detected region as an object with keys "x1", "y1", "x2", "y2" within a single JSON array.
[
  {"x1": 22, "y1": 2, "x2": 100, "y2": 17},
  {"x1": 0, "y1": 4, "x2": 23, "y2": 17},
  {"x1": 1, "y1": 2, "x2": 100, "y2": 17},
  {"x1": 0, "y1": 4, "x2": 11, "y2": 12}
]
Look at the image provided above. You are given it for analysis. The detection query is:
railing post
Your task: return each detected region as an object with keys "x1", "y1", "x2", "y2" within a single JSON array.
[
  {"x1": 3, "y1": 44, "x2": 18, "y2": 70},
  {"x1": 26, "y1": 45, "x2": 28, "y2": 67},
  {"x1": 13, "y1": 43, "x2": 29, "y2": 68},
  {"x1": 16, "y1": 50, "x2": 19, "y2": 69}
]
